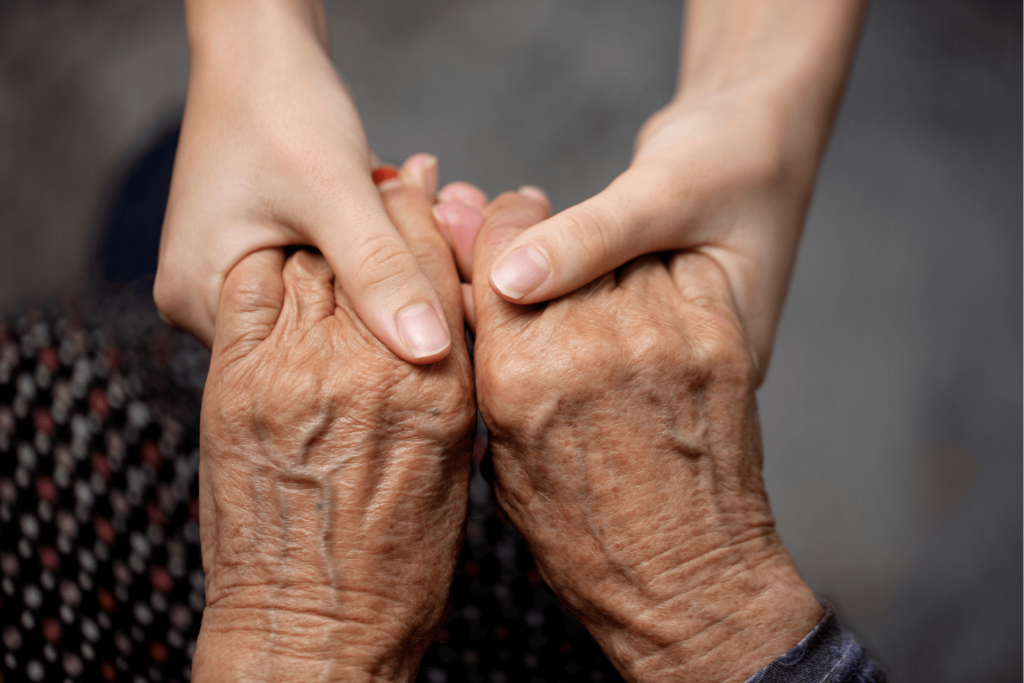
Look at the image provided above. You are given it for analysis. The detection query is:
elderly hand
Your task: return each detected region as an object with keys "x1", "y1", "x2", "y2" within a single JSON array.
[
  {"x1": 192, "y1": 159, "x2": 475, "y2": 682},
  {"x1": 470, "y1": 192, "x2": 821, "y2": 683},
  {"x1": 156, "y1": 0, "x2": 452, "y2": 363}
]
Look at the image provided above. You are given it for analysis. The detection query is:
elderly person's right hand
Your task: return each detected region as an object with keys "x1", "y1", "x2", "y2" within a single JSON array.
[
  {"x1": 192, "y1": 159, "x2": 475, "y2": 682},
  {"x1": 470, "y1": 192, "x2": 822, "y2": 683}
]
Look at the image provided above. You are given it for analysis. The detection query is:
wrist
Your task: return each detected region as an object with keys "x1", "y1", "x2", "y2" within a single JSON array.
[
  {"x1": 184, "y1": 0, "x2": 330, "y2": 65},
  {"x1": 589, "y1": 538, "x2": 821, "y2": 683},
  {"x1": 669, "y1": 2, "x2": 864, "y2": 173},
  {"x1": 192, "y1": 604, "x2": 426, "y2": 683}
]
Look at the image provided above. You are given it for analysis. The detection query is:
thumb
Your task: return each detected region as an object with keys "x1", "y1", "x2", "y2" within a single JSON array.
[
  {"x1": 487, "y1": 168, "x2": 685, "y2": 304},
  {"x1": 213, "y1": 248, "x2": 286, "y2": 360},
  {"x1": 472, "y1": 189, "x2": 553, "y2": 332}
]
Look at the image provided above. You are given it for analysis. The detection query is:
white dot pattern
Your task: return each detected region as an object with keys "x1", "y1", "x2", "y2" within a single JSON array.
[{"x1": 0, "y1": 307, "x2": 623, "y2": 683}]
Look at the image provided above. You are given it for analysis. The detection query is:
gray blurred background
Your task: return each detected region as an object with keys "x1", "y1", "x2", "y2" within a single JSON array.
[{"x1": 0, "y1": 0, "x2": 1020, "y2": 680}]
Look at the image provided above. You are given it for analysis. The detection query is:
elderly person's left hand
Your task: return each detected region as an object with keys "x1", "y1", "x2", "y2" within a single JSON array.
[
  {"x1": 468, "y1": 191, "x2": 821, "y2": 683},
  {"x1": 192, "y1": 158, "x2": 475, "y2": 682}
]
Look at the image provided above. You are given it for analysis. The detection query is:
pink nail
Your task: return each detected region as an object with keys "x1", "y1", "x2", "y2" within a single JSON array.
[
  {"x1": 438, "y1": 182, "x2": 487, "y2": 210},
  {"x1": 490, "y1": 246, "x2": 550, "y2": 300},
  {"x1": 396, "y1": 303, "x2": 450, "y2": 359},
  {"x1": 517, "y1": 185, "x2": 549, "y2": 203}
]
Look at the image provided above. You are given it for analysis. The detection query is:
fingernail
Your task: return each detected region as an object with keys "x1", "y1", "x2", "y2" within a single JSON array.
[
  {"x1": 491, "y1": 246, "x2": 550, "y2": 300},
  {"x1": 517, "y1": 185, "x2": 549, "y2": 203},
  {"x1": 439, "y1": 182, "x2": 487, "y2": 209},
  {"x1": 372, "y1": 166, "x2": 402, "y2": 192},
  {"x1": 431, "y1": 205, "x2": 454, "y2": 246},
  {"x1": 406, "y1": 154, "x2": 438, "y2": 196},
  {"x1": 396, "y1": 303, "x2": 450, "y2": 359}
]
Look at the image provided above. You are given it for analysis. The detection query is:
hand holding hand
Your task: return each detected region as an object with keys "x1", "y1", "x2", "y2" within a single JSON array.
[
  {"x1": 192, "y1": 160, "x2": 475, "y2": 682},
  {"x1": 156, "y1": 0, "x2": 452, "y2": 364},
  {"x1": 481, "y1": 1, "x2": 864, "y2": 381},
  {"x1": 470, "y1": 191, "x2": 821, "y2": 683}
]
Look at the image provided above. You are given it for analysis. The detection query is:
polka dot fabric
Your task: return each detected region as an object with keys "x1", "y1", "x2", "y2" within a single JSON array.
[
  {"x1": 413, "y1": 459, "x2": 623, "y2": 683},
  {"x1": 0, "y1": 303, "x2": 623, "y2": 683},
  {"x1": 0, "y1": 309, "x2": 205, "y2": 683}
]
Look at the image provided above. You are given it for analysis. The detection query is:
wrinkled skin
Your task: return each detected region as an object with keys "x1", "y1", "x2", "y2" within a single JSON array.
[
  {"x1": 471, "y1": 193, "x2": 821, "y2": 683},
  {"x1": 192, "y1": 170, "x2": 475, "y2": 682}
]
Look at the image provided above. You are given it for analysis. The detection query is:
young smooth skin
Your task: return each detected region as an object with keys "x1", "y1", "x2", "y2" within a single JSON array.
[
  {"x1": 471, "y1": 192, "x2": 822, "y2": 683},
  {"x1": 485, "y1": 0, "x2": 865, "y2": 381},
  {"x1": 156, "y1": 0, "x2": 863, "y2": 382},
  {"x1": 156, "y1": 0, "x2": 451, "y2": 362},
  {"x1": 192, "y1": 161, "x2": 475, "y2": 682}
]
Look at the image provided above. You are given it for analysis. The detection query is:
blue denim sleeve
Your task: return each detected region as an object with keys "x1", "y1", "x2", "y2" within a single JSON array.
[{"x1": 745, "y1": 605, "x2": 887, "y2": 683}]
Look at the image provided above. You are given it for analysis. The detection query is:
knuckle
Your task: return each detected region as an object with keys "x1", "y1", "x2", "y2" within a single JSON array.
[
  {"x1": 558, "y1": 203, "x2": 621, "y2": 269},
  {"x1": 443, "y1": 371, "x2": 477, "y2": 433},
  {"x1": 485, "y1": 192, "x2": 548, "y2": 229},
  {"x1": 349, "y1": 233, "x2": 421, "y2": 297},
  {"x1": 382, "y1": 185, "x2": 427, "y2": 213},
  {"x1": 283, "y1": 250, "x2": 333, "y2": 293},
  {"x1": 225, "y1": 270, "x2": 279, "y2": 318},
  {"x1": 477, "y1": 347, "x2": 543, "y2": 429},
  {"x1": 683, "y1": 317, "x2": 756, "y2": 389},
  {"x1": 478, "y1": 325, "x2": 616, "y2": 437}
]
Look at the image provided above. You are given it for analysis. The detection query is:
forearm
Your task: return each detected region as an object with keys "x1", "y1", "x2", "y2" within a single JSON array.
[
  {"x1": 183, "y1": 0, "x2": 330, "y2": 61},
  {"x1": 677, "y1": 0, "x2": 866, "y2": 162}
]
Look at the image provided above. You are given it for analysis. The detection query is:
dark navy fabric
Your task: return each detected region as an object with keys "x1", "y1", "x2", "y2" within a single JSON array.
[
  {"x1": 99, "y1": 122, "x2": 180, "y2": 286},
  {"x1": 746, "y1": 606, "x2": 887, "y2": 683}
]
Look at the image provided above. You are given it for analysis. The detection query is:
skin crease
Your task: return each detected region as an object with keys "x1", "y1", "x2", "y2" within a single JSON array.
[
  {"x1": 194, "y1": 168, "x2": 822, "y2": 681},
  {"x1": 156, "y1": 0, "x2": 864, "y2": 383},
  {"x1": 156, "y1": 0, "x2": 451, "y2": 363},
  {"x1": 480, "y1": 0, "x2": 865, "y2": 384},
  {"x1": 469, "y1": 192, "x2": 822, "y2": 683},
  {"x1": 163, "y1": 0, "x2": 868, "y2": 677},
  {"x1": 191, "y1": 161, "x2": 475, "y2": 683}
]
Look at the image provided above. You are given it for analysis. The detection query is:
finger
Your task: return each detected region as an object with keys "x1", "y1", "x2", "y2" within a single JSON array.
[
  {"x1": 278, "y1": 249, "x2": 338, "y2": 331},
  {"x1": 472, "y1": 190, "x2": 553, "y2": 331},
  {"x1": 213, "y1": 248, "x2": 286, "y2": 359},
  {"x1": 401, "y1": 152, "x2": 438, "y2": 197},
  {"x1": 667, "y1": 251, "x2": 734, "y2": 311},
  {"x1": 433, "y1": 201, "x2": 483, "y2": 281},
  {"x1": 667, "y1": 250, "x2": 757, "y2": 374},
  {"x1": 367, "y1": 155, "x2": 464, "y2": 354},
  {"x1": 314, "y1": 164, "x2": 451, "y2": 364},
  {"x1": 461, "y1": 283, "x2": 476, "y2": 333},
  {"x1": 438, "y1": 181, "x2": 488, "y2": 210},
  {"x1": 487, "y1": 168, "x2": 684, "y2": 304},
  {"x1": 434, "y1": 181, "x2": 488, "y2": 281}
]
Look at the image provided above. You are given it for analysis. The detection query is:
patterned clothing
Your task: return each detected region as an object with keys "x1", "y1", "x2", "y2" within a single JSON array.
[{"x1": 0, "y1": 298, "x2": 884, "y2": 683}]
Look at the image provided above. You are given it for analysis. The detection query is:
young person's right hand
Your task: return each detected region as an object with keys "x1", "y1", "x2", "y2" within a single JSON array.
[{"x1": 156, "y1": 0, "x2": 452, "y2": 363}]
